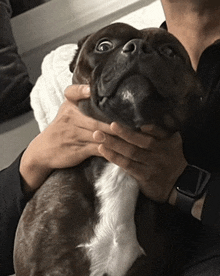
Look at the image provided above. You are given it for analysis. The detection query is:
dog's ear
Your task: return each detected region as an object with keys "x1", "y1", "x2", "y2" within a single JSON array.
[{"x1": 69, "y1": 34, "x2": 91, "y2": 73}]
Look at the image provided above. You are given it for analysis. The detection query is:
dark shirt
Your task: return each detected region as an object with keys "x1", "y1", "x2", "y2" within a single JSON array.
[
  {"x1": 0, "y1": 154, "x2": 29, "y2": 275},
  {"x1": 181, "y1": 39, "x2": 220, "y2": 228},
  {"x1": 161, "y1": 22, "x2": 220, "y2": 228}
]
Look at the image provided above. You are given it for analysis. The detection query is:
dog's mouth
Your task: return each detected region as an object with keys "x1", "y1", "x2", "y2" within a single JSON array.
[
  {"x1": 98, "y1": 74, "x2": 151, "y2": 108},
  {"x1": 95, "y1": 74, "x2": 181, "y2": 132}
]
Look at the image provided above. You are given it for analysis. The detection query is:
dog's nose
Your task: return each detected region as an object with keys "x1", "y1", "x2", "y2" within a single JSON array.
[{"x1": 122, "y1": 39, "x2": 151, "y2": 55}]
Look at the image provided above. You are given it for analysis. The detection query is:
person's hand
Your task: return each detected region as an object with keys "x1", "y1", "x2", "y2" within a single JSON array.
[
  {"x1": 93, "y1": 123, "x2": 188, "y2": 203},
  {"x1": 20, "y1": 85, "x2": 113, "y2": 193}
]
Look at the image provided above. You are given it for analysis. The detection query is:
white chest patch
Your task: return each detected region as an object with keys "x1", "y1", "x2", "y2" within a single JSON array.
[{"x1": 79, "y1": 163, "x2": 144, "y2": 276}]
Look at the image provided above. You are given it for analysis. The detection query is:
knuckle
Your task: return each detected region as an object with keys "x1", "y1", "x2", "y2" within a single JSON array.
[
  {"x1": 152, "y1": 187, "x2": 166, "y2": 202},
  {"x1": 104, "y1": 152, "x2": 118, "y2": 165},
  {"x1": 106, "y1": 149, "x2": 132, "y2": 171},
  {"x1": 59, "y1": 113, "x2": 72, "y2": 124},
  {"x1": 144, "y1": 137, "x2": 155, "y2": 149},
  {"x1": 109, "y1": 151, "x2": 119, "y2": 163},
  {"x1": 65, "y1": 84, "x2": 78, "y2": 95},
  {"x1": 126, "y1": 146, "x2": 139, "y2": 160},
  {"x1": 93, "y1": 120, "x2": 100, "y2": 130},
  {"x1": 60, "y1": 102, "x2": 74, "y2": 116},
  {"x1": 64, "y1": 85, "x2": 72, "y2": 97},
  {"x1": 120, "y1": 127, "x2": 130, "y2": 137},
  {"x1": 121, "y1": 158, "x2": 133, "y2": 171}
]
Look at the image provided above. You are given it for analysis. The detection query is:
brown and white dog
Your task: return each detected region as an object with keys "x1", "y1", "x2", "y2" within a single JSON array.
[{"x1": 14, "y1": 23, "x2": 207, "y2": 276}]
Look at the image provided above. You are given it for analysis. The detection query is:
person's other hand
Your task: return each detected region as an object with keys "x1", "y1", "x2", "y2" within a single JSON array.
[
  {"x1": 20, "y1": 85, "x2": 113, "y2": 192},
  {"x1": 93, "y1": 123, "x2": 187, "y2": 202}
]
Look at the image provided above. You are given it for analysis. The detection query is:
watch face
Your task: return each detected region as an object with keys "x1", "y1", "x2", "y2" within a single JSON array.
[{"x1": 176, "y1": 165, "x2": 210, "y2": 198}]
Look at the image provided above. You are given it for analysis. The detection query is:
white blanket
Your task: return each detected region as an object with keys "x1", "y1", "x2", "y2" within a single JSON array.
[
  {"x1": 31, "y1": 0, "x2": 165, "y2": 131},
  {"x1": 31, "y1": 44, "x2": 77, "y2": 132}
]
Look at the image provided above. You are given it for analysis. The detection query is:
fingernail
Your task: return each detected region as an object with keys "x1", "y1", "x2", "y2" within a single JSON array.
[
  {"x1": 93, "y1": 131, "x2": 106, "y2": 142},
  {"x1": 110, "y1": 122, "x2": 122, "y2": 133},
  {"x1": 98, "y1": 144, "x2": 105, "y2": 154},
  {"x1": 83, "y1": 86, "x2": 90, "y2": 97}
]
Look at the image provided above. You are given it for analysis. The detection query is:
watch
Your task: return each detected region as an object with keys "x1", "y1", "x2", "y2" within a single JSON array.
[{"x1": 175, "y1": 165, "x2": 211, "y2": 214}]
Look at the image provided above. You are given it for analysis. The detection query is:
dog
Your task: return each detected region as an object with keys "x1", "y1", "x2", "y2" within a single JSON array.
[{"x1": 14, "y1": 23, "x2": 207, "y2": 276}]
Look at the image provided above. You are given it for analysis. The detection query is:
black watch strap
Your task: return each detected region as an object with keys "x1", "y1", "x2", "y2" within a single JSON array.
[
  {"x1": 175, "y1": 190, "x2": 196, "y2": 214},
  {"x1": 175, "y1": 165, "x2": 211, "y2": 214}
]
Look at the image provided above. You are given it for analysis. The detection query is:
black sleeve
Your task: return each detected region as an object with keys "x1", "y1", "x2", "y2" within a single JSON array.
[
  {"x1": 0, "y1": 153, "x2": 29, "y2": 276},
  {"x1": 201, "y1": 173, "x2": 220, "y2": 229}
]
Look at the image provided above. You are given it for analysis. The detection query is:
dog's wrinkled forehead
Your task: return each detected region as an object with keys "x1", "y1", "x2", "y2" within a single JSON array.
[{"x1": 70, "y1": 22, "x2": 191, "y2": 81}]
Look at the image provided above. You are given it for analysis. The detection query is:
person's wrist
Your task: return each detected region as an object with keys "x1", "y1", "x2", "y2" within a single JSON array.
[
  {"x1": 191, "y1": 193, "x2": 207, "y2": 220},
  {"x1": 168, "y1": 165, "x2": 210, "y2": 220},
  {"x1": 168, "y1": 187, "x2": 177, "y2": 205},
  {"x1": 167, "y1": 162, "x2": 188, "y2": 205},
  {"x1": 20, "y1": 149, "x2": 52, "y2": 193},
  {"x1": 168, "y1": 186, "x2": 206, "y2": 220}
]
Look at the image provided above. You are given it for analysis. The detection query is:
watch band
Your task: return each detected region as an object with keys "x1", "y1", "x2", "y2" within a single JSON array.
[
  {"x1": 175, "y1": 165, "x2": 211, "y2": 214},
  {"x1": 175, "y1": 190, "x2": 197, "y2": 214}
]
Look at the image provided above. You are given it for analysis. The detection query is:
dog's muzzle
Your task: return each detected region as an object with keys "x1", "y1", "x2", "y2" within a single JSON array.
[{"x1": 95, "y1": 39, "x2": 185, "y2": 131}]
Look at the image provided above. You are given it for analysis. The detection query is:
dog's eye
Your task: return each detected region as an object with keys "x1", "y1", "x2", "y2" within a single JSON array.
[{"x1": 96, "y1": 40, "x2": 113, "y2": 52}]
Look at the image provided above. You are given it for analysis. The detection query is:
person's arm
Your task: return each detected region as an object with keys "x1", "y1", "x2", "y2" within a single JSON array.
[
  {"x1": 65, "y1": 85, "x2": 220, "y2": 228},
  {"x1": 20, "y1": 86, "x2": 113, "y2": 192},
  {"x1": 0, "y1": 153, "x2": 29, "y2": 276},
  {"x1": 92, "y1": 119, "x2": 220, "y2": 228}
]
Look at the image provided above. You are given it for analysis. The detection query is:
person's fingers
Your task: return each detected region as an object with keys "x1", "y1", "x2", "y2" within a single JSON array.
[
  {"x1": 68, "y1": 127, "x2": 99, "y2": 145},
  {"x1": 98, "y1": 144, "x2": 146, "y2": 179},
  {"x1": 110, "y1": 122, "x2": 182, "y2": 150},
  {"x1": 68, "y1": 143, "x2": 102, "y2": 165},
  {"x1": 93, "y1": 130, "x2": 150, "y2": 163},
  {"x1": 58, "y1": 100, "x2": 114, "y2": 135},
  {"x1": 140, "y1": 124, "x2": 172, "y2": 139},
  {"x1": 64, "y1": 84, "x2": 90, "y2": 104},
  {"x1": 73, "y1": 109, "x2": 113, "y2": 135},
  {"x1": 97, "y1": 144, "x2": 184, "y2": 202},
  {"x1": 82, "y1": 143, "x2": 103, "y2": 158},
  {"x1": 109, "y1": 123, "x2": 157, "y2": 149}
]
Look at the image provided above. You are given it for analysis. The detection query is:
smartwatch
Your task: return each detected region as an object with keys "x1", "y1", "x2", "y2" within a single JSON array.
[{"x1": 175, "y1": 165, "x2": 211, "y2": 214}]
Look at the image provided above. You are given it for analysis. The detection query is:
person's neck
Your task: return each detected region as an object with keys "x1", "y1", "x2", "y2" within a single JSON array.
[{"x1": 161, "y1": 0, "x2": 220, "y2": 70}]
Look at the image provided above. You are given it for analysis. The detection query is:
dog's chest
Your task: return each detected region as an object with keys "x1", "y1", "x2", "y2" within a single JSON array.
[{"x1": 81, "y1": 162, "x2": 143, "y2": 276}]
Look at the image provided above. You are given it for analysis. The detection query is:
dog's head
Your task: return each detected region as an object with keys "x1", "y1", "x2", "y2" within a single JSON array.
[{"x1": 70, "y1": 23, "x2": 207, "y2": 133}]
